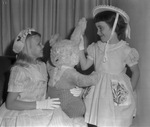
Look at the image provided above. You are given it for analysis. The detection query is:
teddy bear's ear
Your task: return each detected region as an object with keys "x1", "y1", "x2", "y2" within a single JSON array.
[{"x1": 49, "y1": 34, "x2": 60, "y2": 46}]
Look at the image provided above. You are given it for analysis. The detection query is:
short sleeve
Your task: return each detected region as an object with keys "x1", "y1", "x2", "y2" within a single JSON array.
[
  {"x1": 8, "y1": 66, "x2": 27, "y2": 92},
  {"x1": 125, "y1": 48, "x2": 139, "y2": 67},
  {"x1": 87, "y1": 43, "x2": 95, "y2": 60}
]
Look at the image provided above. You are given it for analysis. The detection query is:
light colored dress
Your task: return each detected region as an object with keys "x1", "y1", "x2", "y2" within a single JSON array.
[
  {"x1": 0, "y1": 62, "x2": 54, "y2": 126},
  {"x1": 0, "y1": 62, "x2": 87, "y2": 127},
  {"x1": 84, "y1": 40, "x2": 139, "y2": 127}
]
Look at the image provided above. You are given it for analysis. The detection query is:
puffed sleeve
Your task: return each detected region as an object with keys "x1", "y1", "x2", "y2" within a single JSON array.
[
  {"x1": 125, "y1": 48, "x2": 139, "y2": 67},
  {"x1": 86, "y1": 43, "x2": 95, "y2": 60},
  {"x1": 8, "y1": 66, "x2": 27, "y2": 92}
]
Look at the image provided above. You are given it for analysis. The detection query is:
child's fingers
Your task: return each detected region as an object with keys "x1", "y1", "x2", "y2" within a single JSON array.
[
  {"x1": 47, "y1": 97, "x2": 58, "y2": 100},
  {"x1": 70, "y1": 87, "x2": 82, "y2": 97},
  {"x1": 51, "y1": 105, "x2": 60, "y2": 109},
  {"x1": 51, "y1": 98, "x2": 61, "y2": 104}
]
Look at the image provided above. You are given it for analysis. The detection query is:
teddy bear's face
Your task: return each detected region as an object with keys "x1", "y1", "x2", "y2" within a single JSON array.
[{"x1": 50, "y1": 40, "x2": 79, "y2": 67}]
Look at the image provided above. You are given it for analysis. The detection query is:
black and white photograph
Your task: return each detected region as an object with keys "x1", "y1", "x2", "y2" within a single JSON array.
[{"x1": 0, "y1": 0, "x2": 148, "y2": 127}]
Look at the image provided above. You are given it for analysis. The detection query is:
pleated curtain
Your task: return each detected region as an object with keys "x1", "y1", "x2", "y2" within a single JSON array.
[{"x1": 0, "y1": 0, "x2": 113, "y2": 56}]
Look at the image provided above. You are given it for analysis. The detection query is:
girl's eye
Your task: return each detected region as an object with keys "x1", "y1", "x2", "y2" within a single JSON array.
[
  {"x1": 99, "y1": 27, "x2": 103, "y2": 31},
  {"x1": 97, "y1": 26, "x2": 102, "y2": 31}
]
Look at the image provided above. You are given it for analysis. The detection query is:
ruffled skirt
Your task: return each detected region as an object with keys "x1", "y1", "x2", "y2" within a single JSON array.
[
  {"x1": 84, "y1": 72, "x2": 136, "y2": 127},
  {"x1": 0, "y1": 103, "x2": 87, "y2": 127}
]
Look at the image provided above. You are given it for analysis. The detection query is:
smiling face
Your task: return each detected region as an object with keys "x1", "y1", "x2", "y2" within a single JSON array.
[{"x1": 95, "y1": 21, "x2": 112, "y2": 43}]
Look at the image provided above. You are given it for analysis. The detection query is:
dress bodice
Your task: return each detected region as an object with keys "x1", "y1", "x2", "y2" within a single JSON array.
[
  {"x1": 87, "y1": 40, "x2": 139, "y2": 75},
  {"x1": 8, "y1": 62, "x2": 48, "y2": 102}
]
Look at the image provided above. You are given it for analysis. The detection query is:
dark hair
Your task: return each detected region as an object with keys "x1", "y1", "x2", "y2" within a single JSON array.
[
  {"x1": 14, "y1": 31, "x2": 41, "y2": 67},
  {"x1": 94, "y1": 11, "x2": 127, "y2": 41}
]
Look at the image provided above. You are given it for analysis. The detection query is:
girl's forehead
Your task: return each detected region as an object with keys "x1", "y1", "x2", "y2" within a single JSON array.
[
  {"x1": 30, "y1": 35, "x2": 41, "y2": 45},
  {"x1": 27, "y1": 35, "x2": 41, "y2": 42},
  {"x1": 31, "y1": 35, "x2": 41, "y2": 41},
  {"x1": 27, "y1": 35, "x2": 41, "y2": 47}
]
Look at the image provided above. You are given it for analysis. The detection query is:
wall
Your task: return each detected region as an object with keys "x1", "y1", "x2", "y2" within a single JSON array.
[{"x1": 115, "y1": 0, "x2": 150, "y2": 126}]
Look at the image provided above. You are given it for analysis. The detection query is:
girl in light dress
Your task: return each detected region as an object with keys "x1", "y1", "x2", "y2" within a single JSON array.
[
  {"x1": 79, "y1": 5, "x2": 140, "y2": 127},
  {"x1": 0, "y1": 28, "x2": 60, "y2": 126},
  {"x1": 0, "y1": 28, "x2": 87, "y2": 127}
]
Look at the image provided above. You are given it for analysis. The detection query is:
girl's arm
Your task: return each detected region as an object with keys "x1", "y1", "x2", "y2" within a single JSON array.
[
  {"x1": 130, "y1": 64, "x2": 140, "y2": 91},
  {"x1": 77, "y1": 71, "x2": 98, "y2": 87},
  {"x1": 6, "y1": 92, "x2": 36, "y2": 110},
  {"x1": 79, "y1": 50, "x2": 93, "y2": 70},
  {"x1": 6, "y1": 92, "x2": 60, "y2": 110}
]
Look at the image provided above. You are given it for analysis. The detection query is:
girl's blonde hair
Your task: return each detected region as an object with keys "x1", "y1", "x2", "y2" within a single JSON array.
[{"x1": 14, "y1": 31, "x2": 41, "y2": 67}]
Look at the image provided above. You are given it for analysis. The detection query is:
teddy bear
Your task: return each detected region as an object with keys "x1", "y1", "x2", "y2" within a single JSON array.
[{"x1": 47, "y1": 18, "x2": 98, "y2": 118}]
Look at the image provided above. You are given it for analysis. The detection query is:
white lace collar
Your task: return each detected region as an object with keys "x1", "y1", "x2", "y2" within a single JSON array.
[{"x1": 97, "y1": 40, "x2": 127, "y2": 51}]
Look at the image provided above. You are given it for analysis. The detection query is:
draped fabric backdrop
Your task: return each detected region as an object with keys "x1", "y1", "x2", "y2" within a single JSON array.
[{"x1": 0, "y1": 0, "x2": 113, "y2": 56}]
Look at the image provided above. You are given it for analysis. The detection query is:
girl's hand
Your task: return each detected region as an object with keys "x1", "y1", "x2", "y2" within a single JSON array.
[
  {"x1": 70, "y1": 87, "x2": 83, "y2": 97},
  {"x1": 36, "y1": 97, "x2": 60, "y2": 109},
  {"x1": 79, "y1": 36, "x2": 84, "y2": 50},
  {"x1": 78, "y1": 17, "x2": 87, "y2": 35}
]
